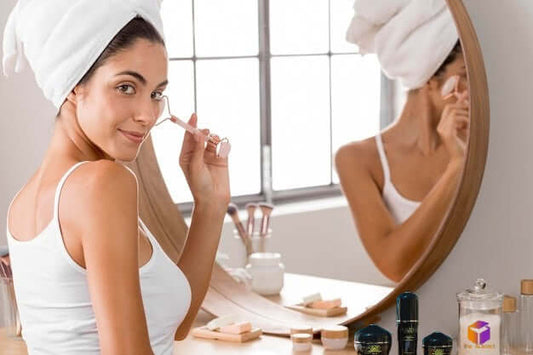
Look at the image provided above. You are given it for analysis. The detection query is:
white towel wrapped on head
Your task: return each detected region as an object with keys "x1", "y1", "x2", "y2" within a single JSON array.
[
  {"x1": 2, "y1": 0, "x2": 165, "y2": 112},
  {"x1": 346, "y1": 0, "x2": 459, "y2": 89}
]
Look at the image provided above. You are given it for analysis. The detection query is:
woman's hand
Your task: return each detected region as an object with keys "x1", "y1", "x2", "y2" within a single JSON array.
[
  {"x1": 178, "y1": 113, "x2": 230, "y2": 209},
  {"x1": 437, "y1": 90, "x2": 469, "y2": 165}
]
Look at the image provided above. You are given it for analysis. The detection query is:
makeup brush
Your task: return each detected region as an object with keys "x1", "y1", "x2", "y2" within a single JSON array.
[
  {"x1": 245, "y1": 203, "x2": 258, "y2": 235},
  {"x1": 258, "y1": 203, "x2": 274, "y2": 238},
  {"x1": 227, "y1": 203, "x2": 252, "y2": 256}
]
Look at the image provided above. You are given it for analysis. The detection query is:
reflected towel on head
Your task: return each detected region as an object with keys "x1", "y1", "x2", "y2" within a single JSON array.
[
  {"x1": 2, "y1": 0, "x2": 165, "y2": 112},
  {"x1": 346, "y1": 0, "x2": 459, "y2": 89}
]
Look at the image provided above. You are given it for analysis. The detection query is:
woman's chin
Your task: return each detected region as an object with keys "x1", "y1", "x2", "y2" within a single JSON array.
[{"x1": 112, "y1": 148, "x2": 140, "y2": 162}]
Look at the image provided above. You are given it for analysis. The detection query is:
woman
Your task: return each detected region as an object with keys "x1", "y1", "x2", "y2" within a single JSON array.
[
  {"x1": 336, "y1": 0, "x2": 468, "y2": 283},
  {"x1": 3, "y1": 2, "x2": 228, "y2": 354}
]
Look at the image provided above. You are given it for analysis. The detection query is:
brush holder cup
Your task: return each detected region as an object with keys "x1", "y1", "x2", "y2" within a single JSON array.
[
  {"x1": 233, "y1": 228, "x2": 272, "y2": 257},
  {"x1": 0, "y1": 267, "x2": 21, "y2": 337}
]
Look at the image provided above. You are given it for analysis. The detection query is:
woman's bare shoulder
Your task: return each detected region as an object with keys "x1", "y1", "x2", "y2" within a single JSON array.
[
  {"x1": 335, "y1": 136, "x2": 379, "y2": 169},
  {"x1": 67, "y1": 160, "x2": 137, "y2": 192},
  {"x1": 60, "y1": 160, "x2": 138, "y2": 235}
]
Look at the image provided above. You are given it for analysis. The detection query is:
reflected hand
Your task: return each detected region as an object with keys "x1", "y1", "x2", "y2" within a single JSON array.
[
  {"x1": 437, "y1": 92, "x2": 469, "y2": 164},
  {"x1": 179, "y1": 113, "x2": 230, "y2": 209}
]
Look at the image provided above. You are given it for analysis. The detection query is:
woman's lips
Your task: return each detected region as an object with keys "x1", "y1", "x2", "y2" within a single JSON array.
[{"x1": 119, "y1": 129, "x2": 145, "y2": 144}]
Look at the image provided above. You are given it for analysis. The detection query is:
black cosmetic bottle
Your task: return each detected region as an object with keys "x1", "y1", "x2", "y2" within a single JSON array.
[
  {"x1": 397, "y1": 292, "x2": 418, "y2": 355},
  {"x1": 422, "y1": 332, "x2": 452, "y2": 355}
]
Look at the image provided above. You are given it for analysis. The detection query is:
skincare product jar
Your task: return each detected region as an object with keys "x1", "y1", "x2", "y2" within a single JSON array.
[
  {"x1": 423, "y1": 332, "x2": 453, "y2": 355},
  {"x1": 457, "y1": 279, "x2": 502, "y2": 355},
  {"x1": 354, "y1": 324, "x2": 392, "y2": 355},
  {"x1": 321, "y1": 325, "x2": 349, "y2": 350},
  {"x1": 292, "y1": 333, "x2": 312, "y2": 352},
  {"x1": 245, "y1": 252, "x2": 284, "y2": 296}
]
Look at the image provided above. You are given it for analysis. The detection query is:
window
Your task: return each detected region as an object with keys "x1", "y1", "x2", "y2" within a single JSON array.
[{"x1": 151, "y1": 0, "x2": 387, "y2": 212}]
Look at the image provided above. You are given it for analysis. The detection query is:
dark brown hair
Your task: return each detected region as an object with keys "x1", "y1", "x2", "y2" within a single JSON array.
[
  {"x1": 57, "y1": 16, "x2": 164, "y2": 116},
  {"x1": 434, "y1": 40, "x2": 462, "y2": 78}
]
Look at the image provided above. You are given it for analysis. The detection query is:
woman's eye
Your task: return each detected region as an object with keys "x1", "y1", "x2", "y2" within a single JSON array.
[
  {"x1": 118, "y1": 84, "x2": 135, "y2": 95},
  {"x1": 152, "y1": 91, "x2": 164, "y2": 100}
]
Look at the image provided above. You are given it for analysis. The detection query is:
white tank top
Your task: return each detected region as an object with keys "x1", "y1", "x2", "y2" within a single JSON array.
[
  {"x1": 6, "y1": 161, "x2": 191, "y2": 355},
  {"x1": 375, "y1": 134, "x2": 422, "y2": 224}
]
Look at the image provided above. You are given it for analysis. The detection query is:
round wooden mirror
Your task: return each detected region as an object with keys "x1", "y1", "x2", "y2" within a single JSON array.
[{"x1": 126, "y1": 0, "x2": 489, "y2": 335}]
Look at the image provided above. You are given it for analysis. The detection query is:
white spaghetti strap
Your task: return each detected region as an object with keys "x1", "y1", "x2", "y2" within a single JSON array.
[
  {"x1": 52, "y1": 161, "x2": 89, "y2": 221},
  {"x1": 375, "y1": 133, "x2": 391, "y2": 182}
]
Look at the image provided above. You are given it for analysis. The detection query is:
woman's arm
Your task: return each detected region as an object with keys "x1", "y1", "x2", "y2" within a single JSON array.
[
  {"x1": 335, "y1": 96, "x2": 469, "y2": 282},
  {"x1": 336, "y1": 95, "x2": 469, "y2": 282},
  {"x1": 335, "y1": 144, "x2": 463, "y2": 283},
  {"x1": 68, "y1": 160, "x2": 154, "y2": 354},
  {"x1": 172, "y1": 113, "x2": 230, "y2": 339},
  {"x1": 174, "y1": 205, "x2": 225, "y2": 340}
]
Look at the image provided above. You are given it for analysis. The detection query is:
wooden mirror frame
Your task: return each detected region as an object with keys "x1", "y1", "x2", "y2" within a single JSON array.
[{"x1": 127, "y1": 0, "x2": 489, "y2": 335}]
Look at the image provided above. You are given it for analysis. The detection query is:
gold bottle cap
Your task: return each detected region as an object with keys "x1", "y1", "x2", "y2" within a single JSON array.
[
  {"x1": 503, "y1": 295, "x2": 517, "y2": 312},
  {"x1": 290, "y1": 326, "x2": 313, "y2": 335},
  {"x1": 321, "y1": 325, "x2": 348, "y2": 339},
  {"x1": 521, "y1": 280, "x2": 533, "y2": 295},
  {"x1": 292, "y1": 333, "x2": 312, "y2": 343}
]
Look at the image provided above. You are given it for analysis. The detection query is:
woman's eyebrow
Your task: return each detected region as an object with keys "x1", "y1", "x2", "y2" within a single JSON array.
[{"x1": 115, "y1": 70, "x2": 168, "y2": 87}]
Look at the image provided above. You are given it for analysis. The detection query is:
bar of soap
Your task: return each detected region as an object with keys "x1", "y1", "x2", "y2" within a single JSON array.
[
  {"x1": 308, "y1": 298, "x2": 342, "y2": 310},
  {"x1": 218, "y1": 321, "x2": 252, "y2": 335},
  {"x1": 301, "y1": 292, "x2": 322, "y2": 306},
  {"x1": 206, "y1": 315, "x2": 236, "y2": 330}
]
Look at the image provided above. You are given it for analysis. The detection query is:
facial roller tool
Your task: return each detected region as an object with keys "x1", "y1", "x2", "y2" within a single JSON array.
[
  {"x1": 441, "y1": 74, "x2": 469, "y2": 102},
  {"x1": 441, "y1": 75, "x2": 459, "y2": 99},
  {"x1": 155, "y1": 95, "x2": 231, "y2": 158}
]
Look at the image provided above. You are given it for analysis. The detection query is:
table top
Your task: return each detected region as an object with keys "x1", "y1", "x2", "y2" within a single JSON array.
[{"x1": 0, "y1": 273, "x2": 393, "y2": 355}]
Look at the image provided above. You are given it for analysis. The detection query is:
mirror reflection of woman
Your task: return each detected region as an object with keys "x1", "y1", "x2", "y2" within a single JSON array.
[
  {"x1": 336, "y1": 0, "x2": 468, "y2": 283},
  {"x1": 3, "y1": 2, "x2": 229, "y2": 354}
]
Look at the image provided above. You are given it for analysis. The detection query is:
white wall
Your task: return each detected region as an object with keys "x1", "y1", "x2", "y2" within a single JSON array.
[
  {"x1": 0, "y1": 0, "x2": 56, "y2": 245},
  {"x1": 2, "y1": 0, "x2": 532, "y2": 351}
]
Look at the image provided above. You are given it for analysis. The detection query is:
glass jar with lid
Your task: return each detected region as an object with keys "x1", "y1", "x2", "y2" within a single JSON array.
[{"x1": 457, "y1": 278, "x2": 503, "y2": 355}]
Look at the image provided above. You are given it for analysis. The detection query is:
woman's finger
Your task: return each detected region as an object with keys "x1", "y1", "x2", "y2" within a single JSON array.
[
  {"x1": 179, "y1": 114, "x2": 198, "y2": 153},
  {"x1": 191, "y1": 128, "x2": 209, "y2": 168}
]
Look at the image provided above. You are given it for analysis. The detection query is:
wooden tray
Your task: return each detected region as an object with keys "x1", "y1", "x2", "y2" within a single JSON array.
[
  {"x1": 191, "y1": 326, "x2": 262, "y2": 343},
  {"x1": 284, "y1": 304, "x2": 348, "y2": 317}
]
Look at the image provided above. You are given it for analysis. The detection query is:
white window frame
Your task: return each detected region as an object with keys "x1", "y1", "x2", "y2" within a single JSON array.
[{"x1": 169, "y1": 0, "x2": 394, "y2": 215}]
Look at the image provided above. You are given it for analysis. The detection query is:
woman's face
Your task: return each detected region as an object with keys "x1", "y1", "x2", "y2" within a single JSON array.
[
  {"x1": 431, "y1": 51, "x2": 468, "y2": 112},
  {"x1": 74, "y1": 38, "x2": 168, "y2": 161}
]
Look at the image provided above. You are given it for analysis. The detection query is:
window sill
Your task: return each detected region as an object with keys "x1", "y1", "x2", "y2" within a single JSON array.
[{"x1": 184, "y1": 195, "x2": 349, "y2": 225}]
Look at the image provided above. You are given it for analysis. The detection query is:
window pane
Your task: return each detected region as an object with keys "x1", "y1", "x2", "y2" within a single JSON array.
[
  {"x1": 331, "y1": 54, "x2": 381, "y2": 183},
  {"x1": 271, "y1": 56, "x2": 331, "y2": 190},
  {"x1": 161, "y1": 0, "x2": 194, "y2": 58},
  {"x1": 196, "y1": 58, "x2": 261, "y2": 196},
  {"x1": 330, "y1": 0, "x2": 359, "y2": 53},
  {"x1": 151, "y1": 61, "x2": 195, "y2": 204},
  {"x1": 195, "y1": 0, "x2": 259, "y2": 57},
  {"x1": 270, "y1": 0, "x2": 329, "y2": 55}
]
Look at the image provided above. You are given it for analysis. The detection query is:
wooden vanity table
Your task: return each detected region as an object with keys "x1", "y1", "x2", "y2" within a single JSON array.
[{"x1": 0, "y1": 273, "x2": 392, "y2": 355}]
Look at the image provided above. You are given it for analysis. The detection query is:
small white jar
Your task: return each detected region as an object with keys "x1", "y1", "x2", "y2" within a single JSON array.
[
  {"x1": 321, "y1": 325, "x2": 349, "y2": 350},
  {"x1": 292, "y1": 333, "x2": 312, "y2": 352},
  {"x1": 245, "y1": 252, "x2": 284, "y2": 296}
]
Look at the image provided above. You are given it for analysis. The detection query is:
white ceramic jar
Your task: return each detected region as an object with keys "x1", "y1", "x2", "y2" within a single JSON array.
[
  {"x1": 245, "y1": 252, "x2": 284, "y2": 296},
  {"x1": 321, "y1": 325, "x2": 349, "y2": 350},
  {"x1": 292, "y1": 333, "x2": 312, "y2": 352}
]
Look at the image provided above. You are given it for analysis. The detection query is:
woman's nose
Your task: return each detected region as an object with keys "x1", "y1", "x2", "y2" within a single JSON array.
[{"x1": 133, "y1": 98, "x2": 160, "y2": 125}]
